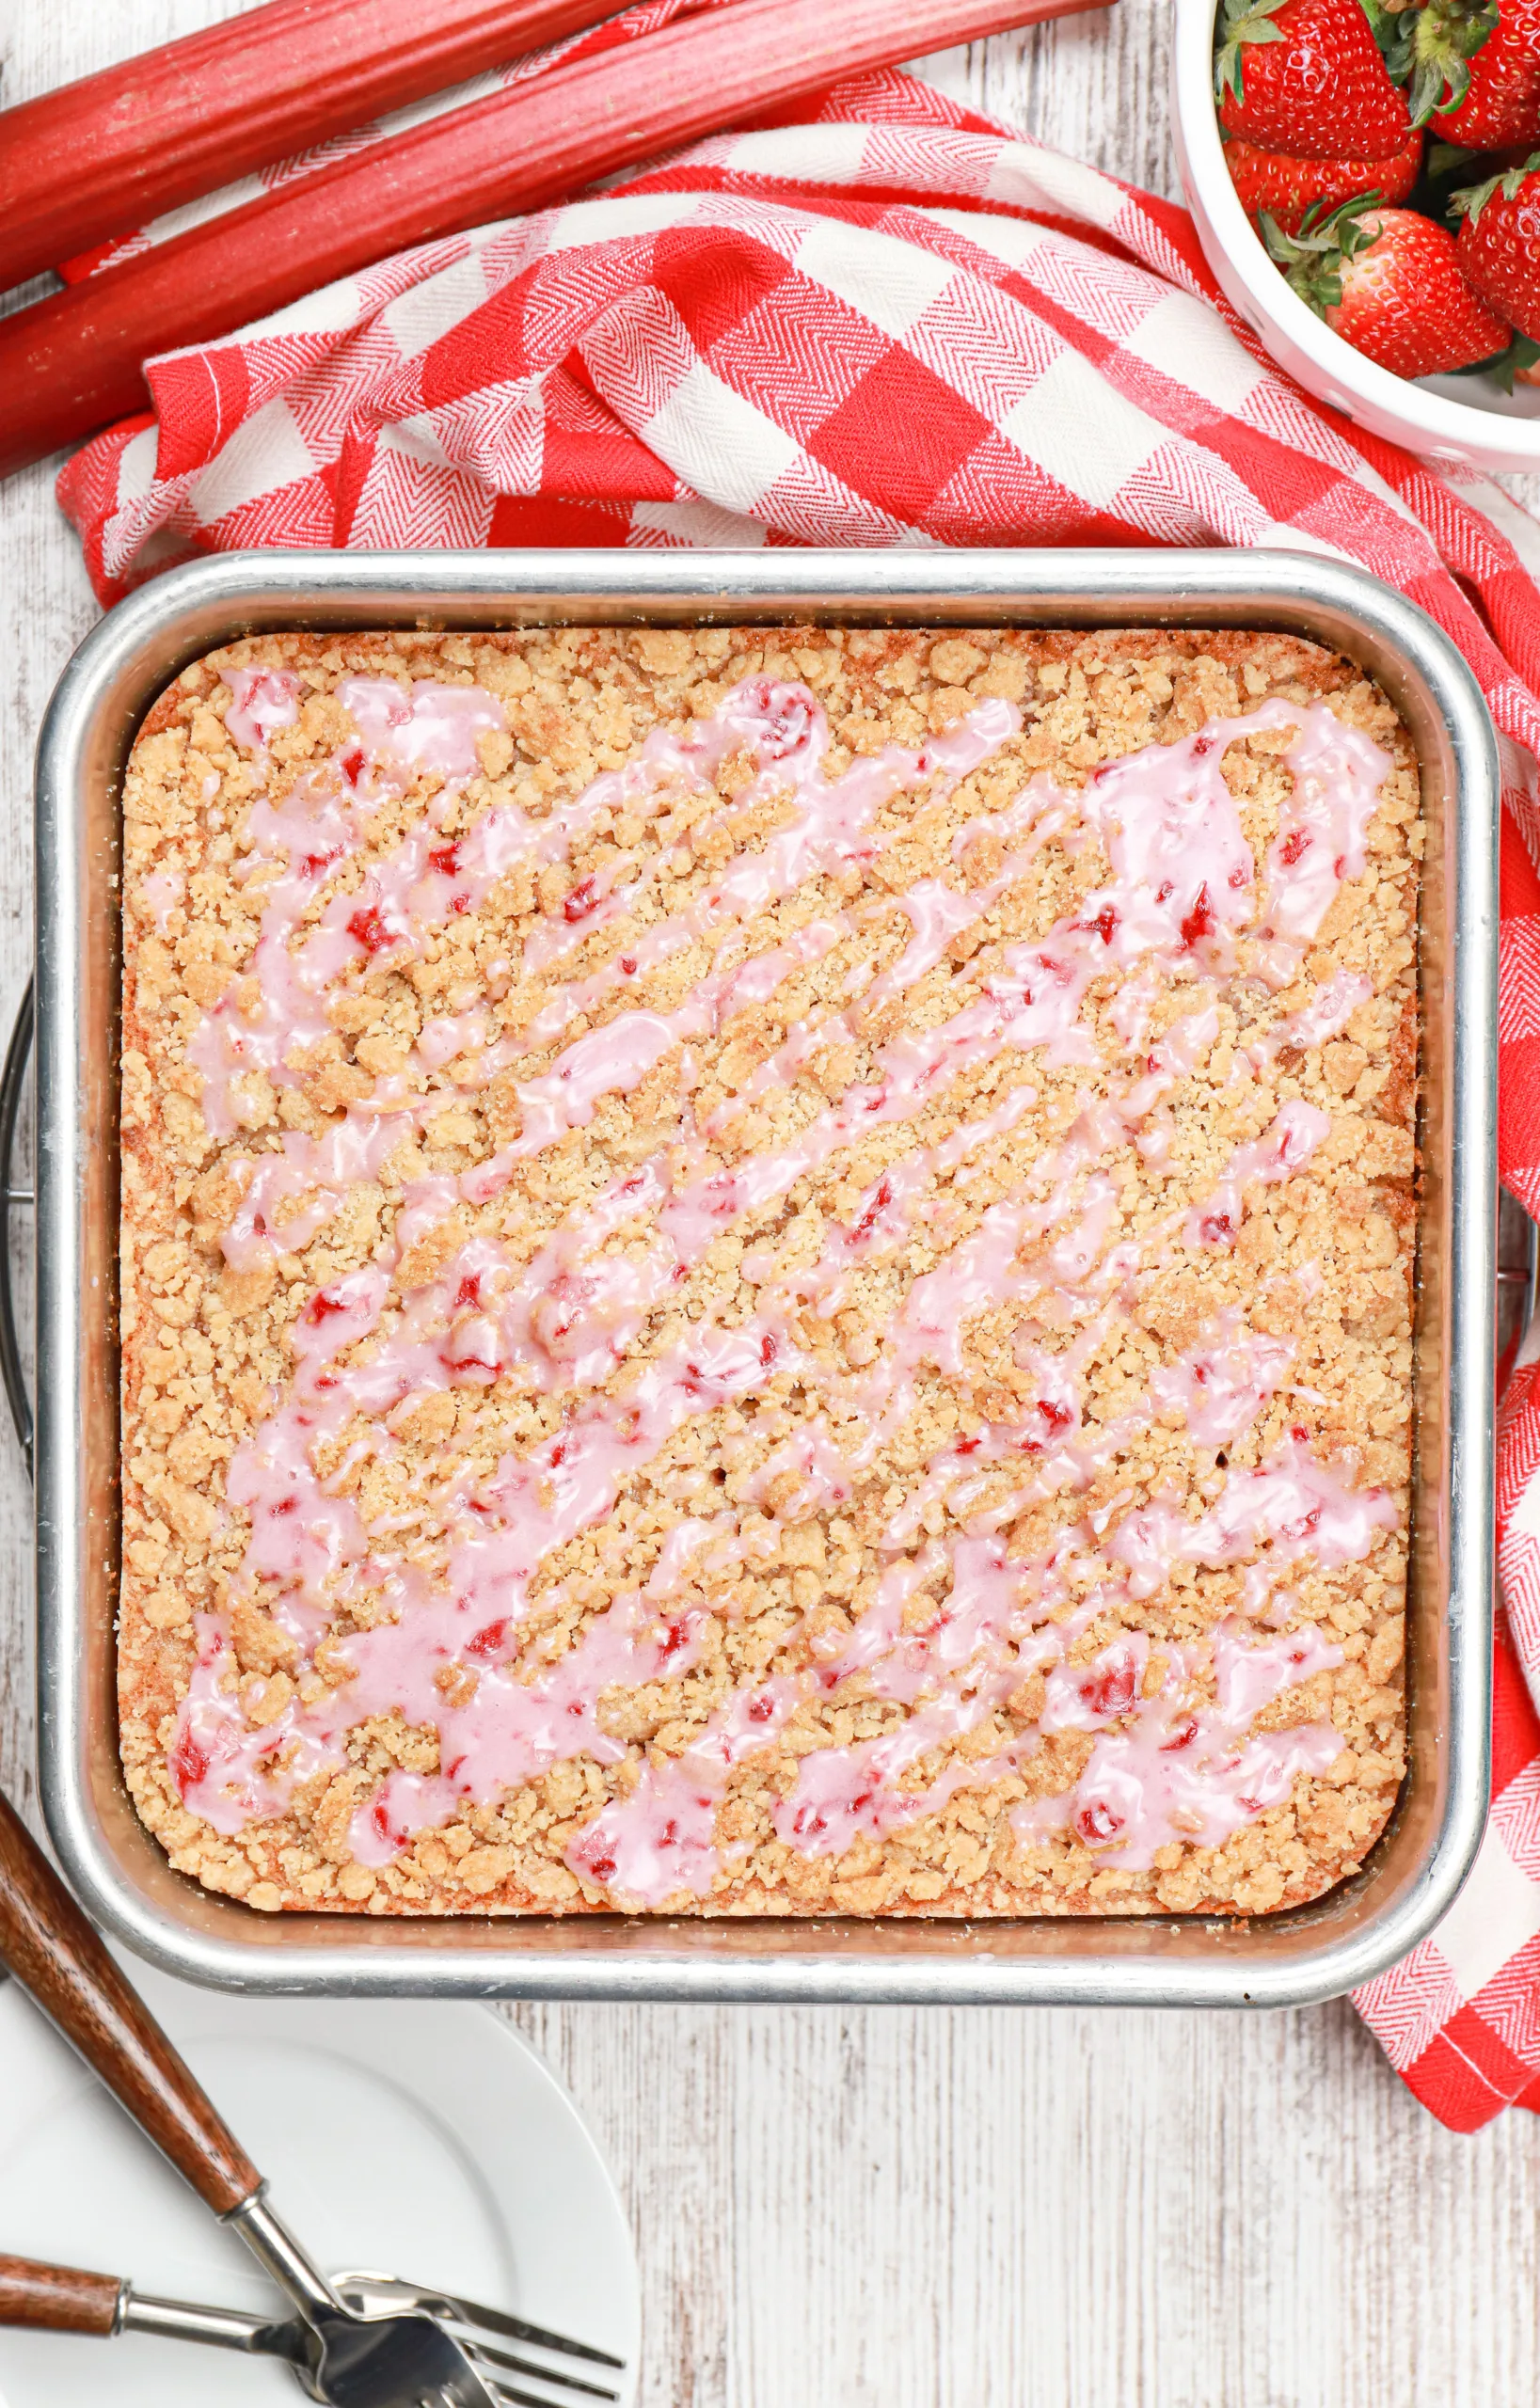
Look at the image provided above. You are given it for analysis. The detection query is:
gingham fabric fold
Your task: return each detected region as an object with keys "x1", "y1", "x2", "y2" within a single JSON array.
[{"x1": 56, "y1": 53, "x2": 1540, "y2": 2129}]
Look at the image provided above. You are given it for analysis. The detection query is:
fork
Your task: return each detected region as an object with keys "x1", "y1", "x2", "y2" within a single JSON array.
[
  {"x1": 0, "y1": 1791, "x2": 626, "y2": 2408},
  {"x1": 0, "y1": 2254, "x2": 622, "y2": 2406}
]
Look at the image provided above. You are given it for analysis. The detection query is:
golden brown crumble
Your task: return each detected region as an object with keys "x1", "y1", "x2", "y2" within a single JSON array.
[{"x1": 119, "y1": 626, "x2": 1418, "y2": 1920}]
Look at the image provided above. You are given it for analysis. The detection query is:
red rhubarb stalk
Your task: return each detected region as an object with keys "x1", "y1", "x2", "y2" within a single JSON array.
[
  {"x1": 0, "y1": 0, "x2": 1113, "y2": 482},
  {"x1": 0, "y1": 0, "x2": 627, "y2": 298}
]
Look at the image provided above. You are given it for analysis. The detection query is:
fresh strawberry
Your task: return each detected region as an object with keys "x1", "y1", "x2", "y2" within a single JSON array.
[
  {"x1": 1224, "y1": 128, "x2": 1422, "y2": 229},
  {"x1": 1215, "y1": 0, "x2": 1412, "y2": 158},
  {"x1": 1398, "y1": 0, "x2": 1501, "y2": 122},
  {"x1": 1453, "y1": 150, "x2": 1540, "y2": 334},
  {"x1": 1264, "y1": 198, "x2": 1512, "y2": 371},
  {"x1": 1433, "y1": 0, "x2": 1540, "y2": 143}
]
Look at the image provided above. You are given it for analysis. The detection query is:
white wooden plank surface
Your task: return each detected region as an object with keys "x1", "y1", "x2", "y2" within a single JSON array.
[{"x1": 1, "y1": 7, "x2": 1538, "y2": 2404}]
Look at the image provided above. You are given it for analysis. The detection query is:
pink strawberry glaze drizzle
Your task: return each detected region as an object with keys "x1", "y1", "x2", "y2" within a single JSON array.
[
  {"x1": 1248, "y1": 967, "x2": 1373, "y2": 1069},
  {"x1": 224, "y1": 666, "x2": 301, "y2": 753},
  {"x1": 640, "y1": 695, "x2": 1364, "y2": 1287},
  {"x1": 1259, "y1": 704, "x2": 1387, "y2": 945},
  {"x1": 1106, "y1": 1434, "x2": 1396, "y2": 1617},
  {"x1": 140, "y1": 871, "x2": 184, "y2": 935},
  {"x1": 1149, "y1": 1309, "x2": 1294, "y2": 1449},
  {"x1": 565, "y1": 1680, "x2": 802, "y2": 1901},
  {"x1": 196, "y1": 677, "x2": 507, "y2": 1137},
  {"x1": 167, "y1": 680, "x2": 1400, "y2": 1899},
  {"x1": 885, "y1": 1278, "x2": 1297, "y2": 1560},
  {"x1": 1183, "y1": 1101, "x2": 1332, "y2": 1250},
  {"x1": 881, "y1": 993, "x2": 1216, "y2": 1411},
  {"x1": 943, "y1": 691, "x2": 1379, "y2": 1090},
  {"x1": 1014, "y1": 1617, "x2": 1345, "y2": 1871},
  {"x1": 192, "y1": 676, "x2": 1021, "y2": 1241},
  {"x1": 555, "y1": 1411, "x2": 1389, "y2": 1900},
  {"x1": 174, "y1": 1310, "x2": 787, "y2": 1839}
]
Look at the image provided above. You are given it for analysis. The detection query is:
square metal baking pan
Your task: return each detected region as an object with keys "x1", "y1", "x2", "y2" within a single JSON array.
[{"x1": 33, "y1": 547, "x2": 1498, "y2": 2004}]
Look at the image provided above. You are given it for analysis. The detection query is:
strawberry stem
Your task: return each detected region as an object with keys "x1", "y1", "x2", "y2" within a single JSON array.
[
  {"x1": 1360, "y1": 0, "x2": 1418, "y2": 82},
  {"x1": 1214, "y1": 0, "x2": 1289, "y2": 104},
  {"x1": 1450, "y1": 150, "x2": 1540, "y2": 224},
  {"x1": 1456, "y1": 332, "x2": 1540, "y2": 390},
  {"x1": 1261, "y1": 196, "x2": 1382, "y2": 316},
  {"x1": 1405, "y1": 0, "x2": 1498, "y2": 124}
]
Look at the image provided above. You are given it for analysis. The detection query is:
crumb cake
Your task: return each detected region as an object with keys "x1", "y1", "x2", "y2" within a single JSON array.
[{"x1": 119, "y1": 625, "x2": 1419, "y2": 1920}]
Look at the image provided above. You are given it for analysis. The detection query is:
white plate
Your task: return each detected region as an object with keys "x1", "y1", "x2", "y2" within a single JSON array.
[{"x1": 0, "y1": 1960, "x2": 639, "y2": 2408}]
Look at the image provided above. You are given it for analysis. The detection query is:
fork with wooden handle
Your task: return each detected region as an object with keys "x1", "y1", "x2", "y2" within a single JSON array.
[
  {"x1": 0, "y1": 2255, "x2": 621, "y2": 2404},
  {"x1": 0, "y1": 1792, "x2": 623, "y2": 2408}
]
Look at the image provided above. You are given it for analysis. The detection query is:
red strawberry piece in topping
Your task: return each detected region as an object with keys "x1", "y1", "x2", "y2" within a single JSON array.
[
  {"x1": 1223, "y1": 129, "x2": 1422, "y2": 231},
  {"x1": 738, "y1": 676, "x2": 816, "y2": 761},
  {"x1": 1453, "y1": 150, "x2": 1540, "y2": 337},
  {"x1": 170, "y1": 1726, "x2": 210, "y2": 1798},
  {"x1": 850, "y1": 1175, "x2": 894, "y2": 1243},
  {"x1": 1215, "y1": 0, "x2": 1411, "y2": 159},
  {"x1": 1080, "y1": 1653, "x2": 1137, "y2": 1719},
  {"x1": 1265, "y1": 198, "x2": 1511, "y2": 372},
  {"x1": 346, "y1": 903, "x2": 394, "y2": 955},
  {"x1": 1161, "y1": 1718, "x2": 1201, "y2": 1754},
  {"x1": 465, "y1": 1620, "x2": 509, "y2": 1659},
  {"x1": 1180, "y1": 883, "x2": 1217, "y2": 948},
  {"x1": 1434, "y1": 0, "x2": 1540, "y2": 145}
]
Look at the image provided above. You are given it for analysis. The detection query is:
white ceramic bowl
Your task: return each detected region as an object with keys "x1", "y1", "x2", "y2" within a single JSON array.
[{"x1": 1170, "y1": 0, "x2": 1540, "y2": 467}]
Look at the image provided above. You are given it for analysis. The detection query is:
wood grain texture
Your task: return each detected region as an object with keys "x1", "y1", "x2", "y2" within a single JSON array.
[
  {"x1": 1, "y1": 3, "x2": 1539, "y2": 2403},
  {"x1": 0, "y1": 2255, "x2": 121, "y2": 2337}
]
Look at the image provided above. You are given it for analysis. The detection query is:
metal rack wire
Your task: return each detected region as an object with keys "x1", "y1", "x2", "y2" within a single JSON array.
[{"x1": 0, "y1": 977, "x2": 32, "y2": 1481}]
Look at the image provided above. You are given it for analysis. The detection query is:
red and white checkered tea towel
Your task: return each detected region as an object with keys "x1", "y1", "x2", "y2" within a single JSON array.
[{"x1": 53, "y1": 28, "x2": 1540, "y2": 2128}]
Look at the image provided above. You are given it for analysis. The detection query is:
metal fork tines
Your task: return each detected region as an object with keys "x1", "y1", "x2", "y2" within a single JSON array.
[
  {"x1": 0, "y1": 1785, "x2": 630, "y2": 2408},
  {"x1": 2, "y1": 2251, "x2": 624, "y2": 2408},
  {"x1": 336, "y1": 2275, "x2": 623, "y2": 2406}
]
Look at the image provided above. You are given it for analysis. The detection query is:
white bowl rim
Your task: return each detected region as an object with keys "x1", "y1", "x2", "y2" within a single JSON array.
[{"x1": 1170, "y1": 0, "x2": 1540, "y2": 464}]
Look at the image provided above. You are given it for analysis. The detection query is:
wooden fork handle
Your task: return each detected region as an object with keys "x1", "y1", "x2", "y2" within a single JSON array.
[
  {"x1": 0, "y1": 1791, "x2": 261, "y2": 2216},
  {"x1": 0, "y1": 2255, "x2": 124, "y2": 2335}
]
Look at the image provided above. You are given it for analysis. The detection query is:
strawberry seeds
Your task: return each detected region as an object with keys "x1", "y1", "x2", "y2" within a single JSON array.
[{"x1": 1216, "y1": 0, "x2": 1540, "y2": 382}]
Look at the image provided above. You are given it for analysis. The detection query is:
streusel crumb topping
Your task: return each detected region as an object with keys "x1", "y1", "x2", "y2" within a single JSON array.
[{"x1": 119, "y1": 626, "x2": 1418, "y2": 1920}]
